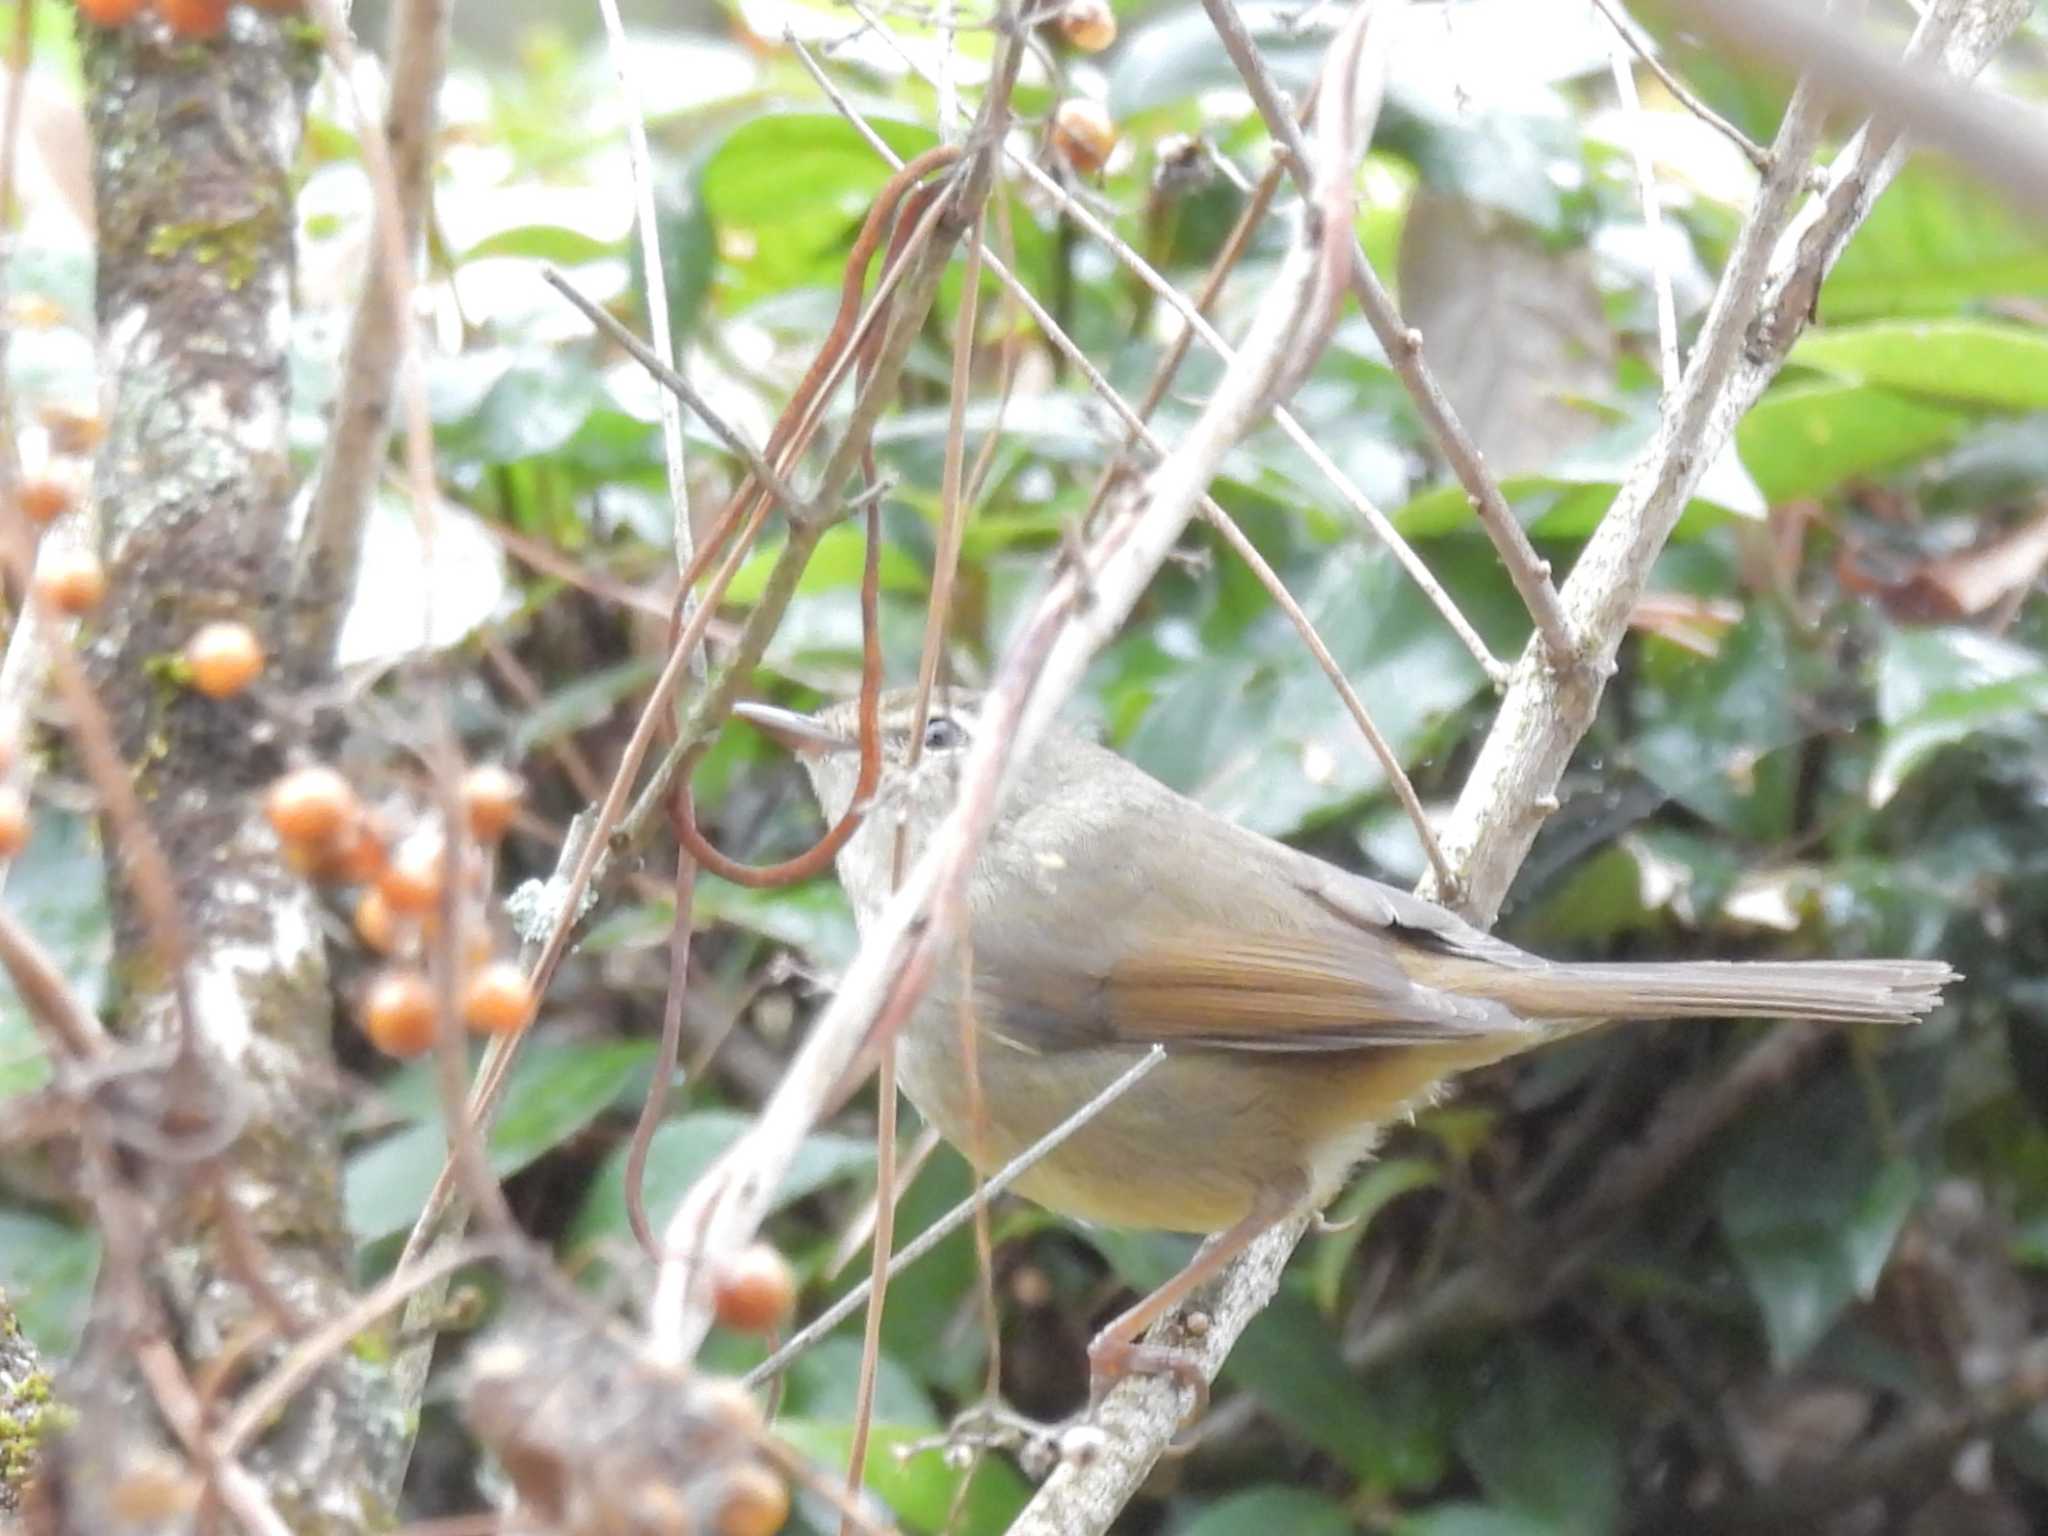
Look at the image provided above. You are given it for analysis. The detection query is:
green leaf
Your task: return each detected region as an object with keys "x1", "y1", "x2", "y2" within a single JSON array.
[
  {"x1": 1457, "y1": 1341, "x2": 1620, "y2": 1533},
  {"x1": 724, "y1": 525, "x2": 928, "y2": 607},
  {"x1": 1871, "y1": 628, "x2": 2048, "y2": 806},
  {"x1": 460, "y1": 224, "x2": 620, "y2": 265},
  {"x1": 0, "y1": 808, "x2": 110, "y2": 1102},
  {"x1": 345, "y1": 1040, "x2": 652, "y2": 1242},
  {"x1": 774, "y1": 1418, "x2": 1028, "y2": 1534},
  {"x1": 1871, "y1": 669, "x2": 2048, "y2": 808},
  {"x1": 0, "y1": 1209, "x2": 99, "y2": 1355},
  {"x1": 1177, "y1": 1487, "x2": 1355, "y2": 1536},
  {"x1": 567, "y1": 1109, "x2": 873, "y2": 1257},
  {"x1": 1111, "y1": 5, "x2": 1321, "y2": 118},
  {"x1": 1736, "y1": 383, "x2": 1968, "y2": 503},
  {"x1": 1822, "y1": 163, "x2": 2048, "y2": 320},
  {"x1": 1793, "y1": 321, "x2": 2048, "y2": 413},
  {"x1": 698, "y1": 115, "x2": 940, "y2": 309}
]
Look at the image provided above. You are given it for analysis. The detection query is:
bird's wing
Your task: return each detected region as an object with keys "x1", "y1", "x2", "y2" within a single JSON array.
[{"x1": 968, "y1": 855, "x2": 1537, "y2": 1056}]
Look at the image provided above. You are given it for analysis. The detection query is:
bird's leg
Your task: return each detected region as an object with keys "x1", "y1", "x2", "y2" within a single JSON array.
[{"x1": 1085, "y1": 1175, "x2": 1303, "y2": 1417}]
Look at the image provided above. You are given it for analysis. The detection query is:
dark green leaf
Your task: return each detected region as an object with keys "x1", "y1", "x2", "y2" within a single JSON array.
[
  {"x1": 1718, "y1": 1061, "x2": 1936, "y2": 1367},
  {"x1": 1227, "y1": 1292, "x2": 1453, "y2": 1490},
  {"x1": 0, "y1": 1209, "x2": 99, "y2": 1355},
  {"x1": 346, "y1": 1041, "x2": 652, "y2": 1242},
  {"x1": 1457, "y1": 1341, "x2": 1619, "y2": 1533}
]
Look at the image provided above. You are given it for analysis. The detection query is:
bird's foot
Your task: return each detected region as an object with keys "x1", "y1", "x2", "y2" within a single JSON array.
[{"x1": 1086, "y1": 1321, "x2": 1213, "y2": 1425}]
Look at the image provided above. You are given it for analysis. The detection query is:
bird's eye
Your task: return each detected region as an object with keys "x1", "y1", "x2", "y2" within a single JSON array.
[{"x1": 923, "y1": 715, "x2": 965, "y2": 751}]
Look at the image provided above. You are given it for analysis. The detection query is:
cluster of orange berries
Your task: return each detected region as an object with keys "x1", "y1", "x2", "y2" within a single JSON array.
[
  {"x1": 265, "y1": 760, "x2": 534, "y2": 1059},
  {"x1": 75, "y1": 0, "x2": 301, "y2": 41}
]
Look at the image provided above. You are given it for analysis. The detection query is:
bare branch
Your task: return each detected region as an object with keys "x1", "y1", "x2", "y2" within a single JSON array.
[
  {"x1": 1694, "y1": 0, "x2": 2044, "y2": 218},
  {"x1": 293, "y1": 0, "x2": 452, "y2": 657}
]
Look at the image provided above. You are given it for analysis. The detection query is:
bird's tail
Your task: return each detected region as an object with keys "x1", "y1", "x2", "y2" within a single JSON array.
[{"x1": 1459, "y1": 958, "x2": 1957, "y2": 1026}]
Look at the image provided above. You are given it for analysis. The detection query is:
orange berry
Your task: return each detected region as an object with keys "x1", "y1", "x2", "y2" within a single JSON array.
[
  {"x1": 459, "y1": 765, "x2": 524, "y2": 843},
  {"x1": 360, "y1": 969, "x2": 437, "y2": 1058},
  {"x1": 34, "y1": 551, "x2": 106, "y2": 615},
  {"x1": 265, "y1": 766, "x2": 357, "y2": 850},
  {"x1": 1056, "y1": 0, "x2": 1116, "y2": 52},
  {"x1": 712, "y1": 1243, "x2": 796, "y2": 1335},
  {"x1": 0, "y1": 785, "x2": 28, "y2": 858},
  {"x1": 1050, "y1": 99, "x2": 1117, "y2": 177},
  {"x1": 353, "y1": 888, "x2": 406, "y2": 955},
  {"x1": 153, "y1": 0, "x2": 229, "y2": 38},
  {"x1": 714, "y1": 1464, "x2": 790, "y2": 1536},
  {"x1": 461, "y1": 960, "x2": 535, "y2": 1036},
  {"x1": 76, "y1": 0, "x2": 146, "y2": 25},
  {"x1": 378, "y1": 833, "x2": 446, "y2": 915},
  {"x1": 184, "y1": 621, "x2": 265, "y2": 699},
  {"x1": 18, "y1": 477, "x2": 74, "y2": 525}
]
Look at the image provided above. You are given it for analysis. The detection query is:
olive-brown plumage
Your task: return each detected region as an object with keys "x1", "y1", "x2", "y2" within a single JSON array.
[{"x1": 739, "y1": 689, "x2": 1955, "y2": 1391}]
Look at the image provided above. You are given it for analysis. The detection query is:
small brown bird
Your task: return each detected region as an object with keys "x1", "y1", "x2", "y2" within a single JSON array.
[{"x1": 736, "y1": 689, "x2": 1956, "y2": 1397}]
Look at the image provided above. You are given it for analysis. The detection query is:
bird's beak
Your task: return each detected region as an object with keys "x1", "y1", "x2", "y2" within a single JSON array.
[{"x1": 733, "y1": 700, "x2": 855, "y2": 758}]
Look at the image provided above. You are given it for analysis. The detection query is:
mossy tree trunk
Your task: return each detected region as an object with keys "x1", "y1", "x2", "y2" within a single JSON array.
[{"x1": 36, "y1": 13, "x2": 407, "y2": 1532}]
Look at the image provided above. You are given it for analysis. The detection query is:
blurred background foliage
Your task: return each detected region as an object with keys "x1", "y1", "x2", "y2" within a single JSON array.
[{"x1": 5, "y1": 0, "x2": 2048, "y2": 1531}]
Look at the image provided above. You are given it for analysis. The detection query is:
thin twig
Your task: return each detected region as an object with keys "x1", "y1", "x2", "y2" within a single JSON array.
[
  {"x1": 840, "y1": 1034, "x2": 898, "y2": 1536},
  {"x1": 1198, "y1": 0, "x2": 1578, "y2": 676},
  {"x1": 593, "y1": 0, "x2": 692, "y2": 584},
  {"x1": 541, "y1": 267, "x2": 808, "y2": 520},
  {"x1": 1588, "y1": 0, "x2": 1772, "y2": 172},
  {"x1": 1605, "y1": 19, "x2": 1682, "y2": 394},
  {"x1": 294, "y1": 0, "x2": 452, "y2": 654},
  {"x1": 0, "y1": 904, "x2": 111, "y2": 1060}
]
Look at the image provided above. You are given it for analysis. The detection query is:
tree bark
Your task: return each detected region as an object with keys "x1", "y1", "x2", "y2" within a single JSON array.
[{"x1": 36, "y1": 14, "x2": 407, "y2": 1531}]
